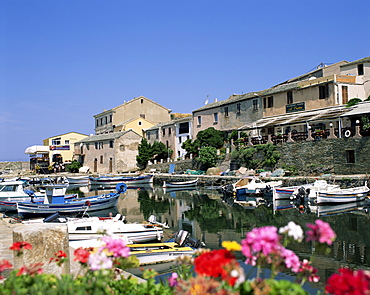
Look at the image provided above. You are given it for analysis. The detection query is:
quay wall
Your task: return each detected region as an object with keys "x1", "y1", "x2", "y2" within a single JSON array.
[{"x1": 277, "y1": 137, "x2": 370, "y2": 175}]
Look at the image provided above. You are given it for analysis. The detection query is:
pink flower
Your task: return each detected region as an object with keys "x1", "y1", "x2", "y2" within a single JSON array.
[
  {"x1": 281, "y1": 248, "x2": 301, "y2": 273},
  {"x1": 88, "y1": 251, "x2": 113, "y2": 271},
  {"x1": 306, "y1": 219, "x2": 336, "y2": 245},
  {"x1": 298, "y1": 259, "x2": 320, "y2": 283},
  {"x1": 242, "y1": 226, "x2": 280, "y2": 259},
  {"x1": 101, "y1": 236, "x2": 130, "y2": 258},
  {"x1": 168, "y1": 272, "x2": 178, "y2": 287}
]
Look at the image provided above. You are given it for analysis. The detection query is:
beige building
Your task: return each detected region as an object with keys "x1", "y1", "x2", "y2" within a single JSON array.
[
  {"x1": 94, "y1": 96, "x2": 172, "y2": 135},
  {"x1": 113, "y1": 117, "x2": 155, "y2": 137},
  {"x1": 74, "y1": 130, "x2": 142, "y2": 174}
]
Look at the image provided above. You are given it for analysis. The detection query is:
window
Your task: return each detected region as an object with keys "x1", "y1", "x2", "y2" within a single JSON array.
[
  {"x1": 358, "y1": 64, "x2": 364, "y2": 75},
  {"x1": 253, "y1": 99, "x2": 258, "y2": 111},
  {"x1": 179, "y1": 122, "x2": 189, "y2": 134},
  {"x1": 162, "y1": 128, "x2": 166, "y2": 136},
  {"x1": 141, "y1": 99, "x2": 144, "y2": 104},
  {"x1": 179, "y1": 136, "x2": 182, "y2": 143},
  {"x1": 224, "y1": 107, "x2": 229, "y2": 117},
  {"x1": 346, "y1": 150, "x2": 355, "y2": 163},
  {"x1": 267, "y1": 96, "x2": 274, "y2": 108},
  {"x1": 197, "y1": 116, "x2": 202, "y2": 125},
  {"x1": 236, "y1": 103, "x2": 241, "y2": 114},
  {"x1": 267, "y1": 127, "x2": 274, "y2": 134},
  {"x1": 169, "y1": 127, "x2": 171, "y2": 135},
  {"x1": 64, "y1": 140, "x2": 69, "y2": 144},
  {"x1": 109, "y1": 114, "x2": 112, "y2": 123},
  {"x1": 100, "y1": 155, "x2": 103, "y2": 164},
  {"x1": 166, "y1": 140, "x2": 169, "y2": 148},
  {"x1": 214, "y1": 113, "x2": 219, "y2": 123},
  {"x1": 109, "y1": 140, "x2": 114, "y2": 148},
  {"x1": 138, "y1": 121, "x2": 142, "y2": 126},
  {"x1": 105, "y1": 117, "x2": 107, "y2": 124},
  {"x1": 263, "y1": 97, "x2": 266, "y2": 109},
  {"x1": 342, "y1": 86, "x2": 348, "y2": 104},
  {"x1": 147, "y1": 133, "x2": 151, "y2": 140},
  {"x1": 52, "y1": 138, "x2": 61, "y2": 145},
  {"x1": 319, "y1": 84, "x2": 329, "y2": 99},
  {"x1": 95, "y1": 142, "x2": 99, "y2": 149},
  {"x1": 287, "y1": 91, "x2": 293, "y2": 104},
  {"x1": 96, "y1": 119, "x2": 99, "y2": 127}
]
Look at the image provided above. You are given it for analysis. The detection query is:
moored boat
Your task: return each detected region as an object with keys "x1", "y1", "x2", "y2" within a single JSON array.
[
  {"x1": 66, "y1": 175, "x2": 90, "y2": 185},
  {"x1": 222, "y1": 176, "x2": 282, "y2": 197},
  {"x1": 315, "y1": 183, "x2": 369, "y2": 204},
  {"x1": 16, "y1": 183, "x2": 127, "y2": 216},
  {"x1": 89, "y1": 174, "x2": 153, "y2": 186},
  {"x1": 163, "y1": 178, "x2": 198, "y2": 188}
]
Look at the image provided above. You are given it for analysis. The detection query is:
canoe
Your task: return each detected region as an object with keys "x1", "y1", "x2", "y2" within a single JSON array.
[
  {"x1": 16, "y1": 183, "x2": 127, "y2": 216},
  {"x1": 315, "y1": 184, "x2": 369, "y2": 204},
  {"x1": 163, "y1": 178, "x2": 198, "y2": 188},
  {"x1": 89, "y1": 174, "x2": 153, "y2": 186},
  {"x1": 66, "y1": 176, "x2": 90, "y2": 185}
]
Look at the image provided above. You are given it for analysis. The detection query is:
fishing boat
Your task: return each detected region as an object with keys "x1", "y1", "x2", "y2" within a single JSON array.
[
  {"x1": 23, "y1": 214, "x2": 167, "y2": 243},
  {"x1": 16, "y1": 183, "x2": 127, "y2": 216},
  {"x1": 0, "y1": 180, "x2": 43, "y2": 201},
  {"x1": 222, "y1": 176, "x2": 282, "y2": 197},
  {"x1": 272, "y1": 179, "x2": 340, "y2": 200},
  {"x1": 66, "y1": 175, "x2": 90, "y2": 185},
  {"x1": 163, "y1": 178, "x2": 198, "y2": 188},
  {"x1": 89, "y1": 174, "x2": 153, "y2": 186},
  {"x1": 69, "y1": 230, "x2": 205, "y2": 265},
  {"x1": 315, "y1": 183, "x2": 369, "y2": 204},
  {"x1": 309, "y1": 200, "x2": 368, "y2": 217}
]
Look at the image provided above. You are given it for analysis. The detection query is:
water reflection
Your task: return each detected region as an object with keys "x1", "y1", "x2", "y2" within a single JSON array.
[{"x1": 63, "y1": 183, "x2": 370, "y2": 290}]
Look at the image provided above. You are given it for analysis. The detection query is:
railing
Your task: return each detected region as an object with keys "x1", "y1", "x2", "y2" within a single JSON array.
[{"x1": 239, "y1": 127, "x2": 363, "y2": 147}]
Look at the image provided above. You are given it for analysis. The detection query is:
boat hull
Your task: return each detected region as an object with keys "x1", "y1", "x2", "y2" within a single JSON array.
[
  {"x1": 163, "y1": 179, "x2": 198, "y2": 188},
  {"x1": 316, "y1": 189, "x2": 369, "y2": 204},
  {"x1": 89, "y1": 175, "x2": 153, "y2": 186}
]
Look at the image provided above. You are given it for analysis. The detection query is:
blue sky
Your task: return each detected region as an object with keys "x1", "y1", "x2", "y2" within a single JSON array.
[{"x1": 1, "y1": 0, "x2": 369, "y2": 161}]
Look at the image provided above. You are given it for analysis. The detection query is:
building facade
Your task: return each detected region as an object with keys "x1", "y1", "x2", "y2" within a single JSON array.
[
  {"x1": 74, "y1": 130, "x2": 142, "y2": 174},
  {"x1": 94, "y1": 96, "x2": 172, "y2": 135}
]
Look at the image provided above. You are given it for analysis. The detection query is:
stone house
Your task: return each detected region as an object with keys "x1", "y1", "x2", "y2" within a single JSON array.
[
  {"x1": 74, "y1": 130, "x2": 142, "y2": 174},
  {"x1": 145, "y1": 116, "x2": 193, "y2": 160},
  {"x1": 94, "y1": 96, "x2": 172, "y2": 135}
]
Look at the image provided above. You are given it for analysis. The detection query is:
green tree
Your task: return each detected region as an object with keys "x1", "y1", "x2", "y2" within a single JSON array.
[
  {"x1": 65, "y1": 160, "x2": 81, "y2": 173},
  {"x1": 181, "y1": 139, "x2": 199, "y2": 157},
  {"x1": 198, "y1": 146, "x2": 218, "y2": 169},
  {"x1": 136, "y1": 138, "x2": 152, "y2": 166},
  {"x1": 196, "y1": 127, "x2": 226, "y2": 148},
  {"x1": 151, "y1": 141, "x2": 168, "y2": 162}
]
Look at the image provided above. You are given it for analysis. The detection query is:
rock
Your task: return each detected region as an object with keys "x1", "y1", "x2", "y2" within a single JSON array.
[
  {"x1": 206, "y1": 167, "x2": 221, "y2": 175},
  {"x1": 13, "y1": 223, "x2": 70, "y2": 276}
]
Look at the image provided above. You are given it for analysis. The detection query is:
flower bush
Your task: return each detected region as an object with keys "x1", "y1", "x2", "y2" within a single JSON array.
[{"x1": 0, "y1": 219, "x2": 369, "y2": 294}]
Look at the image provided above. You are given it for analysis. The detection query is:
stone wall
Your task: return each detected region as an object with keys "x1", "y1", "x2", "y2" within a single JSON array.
[{"x1": 276, "y1": 137, "x2": 370, "y2": 175}]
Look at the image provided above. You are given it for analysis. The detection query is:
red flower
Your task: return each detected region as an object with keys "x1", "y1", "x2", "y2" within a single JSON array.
[
  {"x1": 0, "y1": 259, "x2": 13, "y2": 272},
  {"x1": 16, "y1": 263, "x2": 44, "y2": 276},
  {"x1": 9, "y1": 241, "x2": 32, "y2": 251},
  {"x1": 49, "y1": 250, "x2": 68, "y2": 266},
  {"x1": 73, "y1": 247, "x2": 91, "y2": 264},
  {"x1": 326, "y1": 268, "x2": 370, "y2": 295},
  {"x1": 194, "y1": 249, "x2": 243, "y2": 286}
]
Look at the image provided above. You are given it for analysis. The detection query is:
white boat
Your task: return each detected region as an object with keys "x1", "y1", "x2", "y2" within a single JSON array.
[
  {"x1": 69, "y1": 230, "x2": 204, "y2": 265},
  {"x1": 222, "y1": 176, "x2": 282, "y2": 198},
  {"x1": 89, "y1": 174, "x2": 153, "y2": 186},
  {"x1": 163, "y1": 178, "x2": 198, "y2": 188},
  {"x1": 66, "y1": 176, "x2": 90, "y2": 185},
  {"x1": 24, "y1": 214, "x2": 167, "y2": 243},
  {"x1": 272, "y1": 179, "x2": 340, "y2": 200},
  {"x1": 315, "y1": 183, "x2": 369, "y2": 204},
  {"x1": 309, "y1": 200, "x2": 368, "y2": 217}
]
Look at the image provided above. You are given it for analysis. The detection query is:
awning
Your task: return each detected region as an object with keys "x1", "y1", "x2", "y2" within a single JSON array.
[
  {"x1": 24, "y1": 145, "x2": 50, "y2": 154},
  {"x1": 340, "y1": 101, "x2": 370, "y2": 117},
  {"x1": 238, "y1": 106, "x2": 351, "y2": 130}
]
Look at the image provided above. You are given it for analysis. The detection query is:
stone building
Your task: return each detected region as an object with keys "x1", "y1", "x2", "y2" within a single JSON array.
[
  {"x1": 74, "y1": 130, "x2": 142, "y2": 174},
  {"x1": 94, "y1": 96, "x2": 171, "y2": 135}
]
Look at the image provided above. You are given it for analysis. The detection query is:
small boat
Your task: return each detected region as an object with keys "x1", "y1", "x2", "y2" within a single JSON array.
[
  {"x1": 310, "y1": 200, "x2": 368, "y2": 217},
  {"x1": 272, "y1": 179, "x2": 340, "y2": 200},
  {"x1": 66, "y1": 176, "x2": 90, "y2": 185},
  {"x1": 23, "y1": 214, "x2": 167, "y2": 243},
  {"x1": 315, "y1": 183, "x2": 369, "y2": 204},
  {"x1": 89, "y1": 174, "x2": 153, "y2": 186},
  {"x1": 69, "y1": 230, "x2": 205, "y2": 265},
  {"x1": 222, "y1": 176, "x2": 282, "y2": 197},
  {"x1": 0, "y1": 181, "x2": 44, "y2": 208},
  {"x1": 16, "y1": 183, "x2": 127, "y2": 216},
  {"x1": 163, "y1": 178, "x2": 198, "y2": 188}
]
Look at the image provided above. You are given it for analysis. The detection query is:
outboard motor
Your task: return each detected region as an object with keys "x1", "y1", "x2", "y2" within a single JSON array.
[{"x1": 174, "y1": 230, "x2": 205, "y2": 248}]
